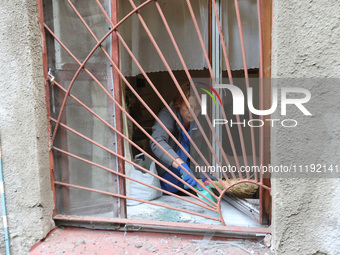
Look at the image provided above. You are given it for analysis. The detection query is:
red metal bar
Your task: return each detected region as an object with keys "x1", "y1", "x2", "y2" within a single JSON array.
[
  {"x1": 51, "y1": 82, "x2": 218, "y2": 206},
  {"x1": 50, "y1": 118, "x2": 218, "y2": 209},
  {"x1": 56, "y1": 2, "x2": 221, "y2": 196},
  {"x1": 234, "y1": 0, "x2": 257, "y2": 169},
  {"x1": 96, "y1": 2, "x2": 224, "y2": 185},
  {"x1": 90, "y1": 55, "x2": 219, "y2": 197},
  {"x1": 49, "y1": 0, "x2": 155, "y2": 145},
  {"x1": 54, "y1": 180, "x2": 270, "y2": 229},
  {"x1": 53, "y1": 180, "x2": 220, "y2": 221},
  {"x1": 211, "y1": 0, "x2": 250, "y2": 180},
  {"x1": 43, "y1": 0, "x2": 273, "y2": 230},
  {"x1": 97, "y1": 1, "x2": 251, "y2": 187},
  {"x1": 95, "y1": 0, "x2": 228, "y2": 189},
  {"x1": 111, "y1": 0, "x2": 127, "y2": 219},
  {"x1": 43, "y1": 26, "x2": 215, "y2": 198},
  {"x1": 258, "y1": 0, "x2": 264, "y2": 183},
  {"x1": 118, "y1": 30, "x2": 229, "y2": 187},
  {"x1": 185, "y1": 0, "x2": 249, "y2": 181},
  {"x1": 216, "y1": 178, "x2": 271, "y2": 226},
  {"x1": 54, "y1": 214, "x2": 271, "y2": 234},
  {"x1": 180, "y1": 1, "x2": 235, "y2": 181},
  {"x1": 51, "y1": 78, "x2": 219, "y2": 203},
  {"x1": 148, "y1": 3, "x2": 229, "y2": 186},
  {"x1": 126, "y1": 0, "x2": 226, "y2": 190},
  {"x1": 153, "y1": 1, "x2": 235, "y2": 184},
  {"x1": 211, "y1": 0, "x2": 233, "y2": 83},
  {"x1": 185, "y1": 0, "x2": 214, "y2": 81},
  {"x1": 258, "y1": 0, "x2": 273, "y2": 225},
  {"x1": 206, "y1": 0, "x2": 258, "y2": 182},
  {"x1": 38, "y1": 0, "x2": 57, "y2": 216},
  {"x1": 106, "y1": 0, "x2": 225, "y2": 189},
  {"x1": 51, "y1": 72, "x2": 72, "y2": 215}
]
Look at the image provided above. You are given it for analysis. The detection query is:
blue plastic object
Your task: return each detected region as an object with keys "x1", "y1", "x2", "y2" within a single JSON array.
[
  {"x1": 181, "y1": 172, "x2": 217, "y2": 205},
  {"x1": 195, "y1": 184, "x2": 217, "y2": 205}
]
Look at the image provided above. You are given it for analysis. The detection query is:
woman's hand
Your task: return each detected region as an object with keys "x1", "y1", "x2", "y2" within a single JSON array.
[
  {"x1": 177, "y1": 163, "x2": 198, "y2": 189},
  {"x1": 171, "y1": 157, "x2": 185, "y2": 168}
]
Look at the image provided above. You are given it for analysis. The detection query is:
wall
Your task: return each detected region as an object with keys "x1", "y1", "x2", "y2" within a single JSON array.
[
  {"x1": 0, "y1": 0, "x2": 55, "y2": 254},
  {"x1": 271, "y1": 0, "x2": 340, "y2": 254},
  {"x1": 0, "y1": 0, "x2": 339, "y2": 254}
]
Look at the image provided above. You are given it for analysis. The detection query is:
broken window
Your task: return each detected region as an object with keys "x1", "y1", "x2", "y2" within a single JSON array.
[{"x1": 40, "y1": 0, "x2": 272, "y2": 234}]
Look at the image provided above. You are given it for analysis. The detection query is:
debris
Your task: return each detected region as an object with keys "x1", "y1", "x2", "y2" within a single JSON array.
[
  {"x1": 263, "y1": 234, "x2": 272, "y2": 248},
  {"x1": 133, "y1": 242, "x2": 143, "y2": 248},
  {"x1": 73, "y1": 237, "x2": 86, "y2": 250},
  {"x1": 123, "y1": 224, "x2": 127, "y2": 242}
]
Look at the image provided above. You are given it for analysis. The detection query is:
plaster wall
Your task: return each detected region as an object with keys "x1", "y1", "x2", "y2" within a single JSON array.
[
  {"x1": 271, "y1": 1, "x2": 340, "y2": 254},
  {"x1": 0, "y1": 0, "x2": 339, "y2": 254},
  {"x1": 0, "y1": 0, "x2": 55, "y2": 254}
]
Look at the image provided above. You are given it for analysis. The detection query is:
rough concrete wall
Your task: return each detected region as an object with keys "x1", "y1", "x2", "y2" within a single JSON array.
[
  {"x1": 271, "y1": 1, "x2": 340, "y2": 255},
  {"x1": 0, "y1": 0, "x2": 55, "y2": 254}
]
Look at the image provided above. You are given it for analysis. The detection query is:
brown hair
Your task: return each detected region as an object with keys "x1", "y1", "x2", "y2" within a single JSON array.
[{"x1": 173, "y1": 82, "x2": 191, "y2": 111}]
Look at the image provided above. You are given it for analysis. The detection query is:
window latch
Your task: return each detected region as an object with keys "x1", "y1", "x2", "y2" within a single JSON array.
[{"x1": 48, "y1": 68, "x2": 55, "y2": 86}]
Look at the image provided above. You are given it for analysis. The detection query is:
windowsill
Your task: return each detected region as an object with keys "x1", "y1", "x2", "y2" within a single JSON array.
[{"x1": 30, "y1": 226, "x2": 274, "y2": 254}]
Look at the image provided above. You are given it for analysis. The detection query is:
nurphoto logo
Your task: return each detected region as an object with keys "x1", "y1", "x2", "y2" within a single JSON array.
[{"x1": 197, "y1": 83, "x2": 312, "y2": 128}]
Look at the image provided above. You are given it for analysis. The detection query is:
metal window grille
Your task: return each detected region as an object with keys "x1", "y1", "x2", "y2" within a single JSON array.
[{"x1": 38, "y1": 0, "x2": 272, "y2": 234}]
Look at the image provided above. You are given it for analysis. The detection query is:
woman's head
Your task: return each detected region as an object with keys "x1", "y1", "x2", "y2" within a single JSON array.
[
  {"x1": 173, "y1": 83, "x2": 191, "y2": 111},
  {"x1": 173, "y1": 83, "x2": 200, "y2": 124}
]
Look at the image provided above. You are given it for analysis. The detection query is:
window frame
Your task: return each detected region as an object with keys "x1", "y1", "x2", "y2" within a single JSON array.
[{"x1": 38, "y1": 0, "x2": 273, "y2": 235}]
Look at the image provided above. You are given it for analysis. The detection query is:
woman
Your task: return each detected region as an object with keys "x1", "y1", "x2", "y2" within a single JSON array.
[{"x1": 150, "y1": 83, "x2": 202, "y2": 193}]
